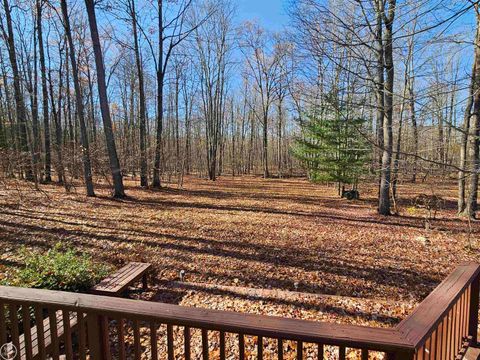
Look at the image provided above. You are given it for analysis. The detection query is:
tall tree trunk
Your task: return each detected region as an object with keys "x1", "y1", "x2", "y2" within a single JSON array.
[
  {"x1": 128, "y1": 74, "x2": 135, "y2": 174},
  {"x1": 85, "y1": 0, "x2": 125, "y2": 198},
  {"x1": 445, "y1": 77, "x2": 456, "y2": 168},
  {"x1": 262, "y1": 113, "x2": 269, "y2": 178},
  {"x1": 29, "y1": 21, "x2": 40, "y2": 183},
  {"x1": 129, "y1": 0, "x2": 148, "y2": 187},
  {"x1": 152, "y1": 0, "x2": 164, "y2": 188},
  {"x1": 86, "y1": 65, "x2": 96, "y2": 142},
  {"x1": 374, "y1": 0, "x2": 386, "y2": 212},
  {"x1": 0, "y1": 56, "x2": 17, "y2": 156},
  {"x1": 437, "y1": 108, "x2": 445, "y2": 169},
  {"x1": 0, "y1": 88, "x2": 5, "y2": 149},
  {"x1": 218, "y1": 116, "x2": 225, "y2": 177},
  {"x1": 378, "y1": 0, "x2": 396, "y2": 216},
  {"x1": 36, "y1": 0, "x2": 52, "y2": 182},
  {"x1": 61, "y1": 0, "x2": 95, "y2": 196},
  {"x1": 184, "y1": 90, "x2": 191, "y2": 175},
  {"x1": 408, "y1": 76, "x2": 418, "y2": 183},
  {"x1": 392, "y1": 72, "x2": 407, "y2": 201},
  {"x1": 277, "y1": 99, "x2": 283, "y2": 178},
  {"x1": 248, "y1": 110, "x2": 254, "y2": 174},
  {"x1": 465, "y1": 8, "x2": 480, "y2": 219},
  {"x1": 65, "y1": 40, "x2": 78, "y2": 179},
  {"x1": 240, "y1": 88, "x2": 247, "y2": 174},
  {"x1": 47, "y1": 41, "x2": 66, "y2": 187},
  {"x1": 458, "y1": 62, "x2": 475, "y2": 214},
  {"x1": 0, "y1": 85, "x2": 5, "y2": 149},
  {"x1": 65, "y1": 47, "x2": 74, "y2": 145},
  {"x1": 393, "y1": 29, "x2": 413, "y2": 201},
  {"x1": 175, "y1": 74, "x2": 180, "y2": 174},
  {"x1": 1, "y1": 0, "x2": 33, "y2": 180},
  {"x1": 231, "y1": 102, "x2": 235, "y2": 176}
]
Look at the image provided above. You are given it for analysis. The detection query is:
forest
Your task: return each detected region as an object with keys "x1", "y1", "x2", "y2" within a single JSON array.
[
  {"x1": 0, "y1": 0, "x2": 478, "y2": 218},
  {"x1": 2, "y1": 1, "x2": 480, "y2": 359}
]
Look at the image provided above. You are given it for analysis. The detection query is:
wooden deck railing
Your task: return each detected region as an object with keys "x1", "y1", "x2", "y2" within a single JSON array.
[
  {"x1": 397, "y1": 262, "x2": 480, "y2": 359},
  {"x1": 0, "y1": 262, "x2": 478, "y2": 360}
]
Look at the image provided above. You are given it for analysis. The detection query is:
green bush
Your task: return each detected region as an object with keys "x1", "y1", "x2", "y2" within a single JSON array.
[{"x1": 3, "y1": 244, "x2": 110, "y2": 293}]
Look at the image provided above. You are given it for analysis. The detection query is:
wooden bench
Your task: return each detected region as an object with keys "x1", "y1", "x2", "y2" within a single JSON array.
[{"x1": 90, "y1": 262, "x2": 152, "y2": 296}]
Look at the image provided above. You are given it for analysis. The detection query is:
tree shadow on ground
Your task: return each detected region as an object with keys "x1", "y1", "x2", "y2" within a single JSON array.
[
  {"x1": 160, "y1": 281, "x2": 403, "y2": 326},
  {"x1": 1, "y1": 176, "x2": 475, "y2": 304},
  {"x1": 0, "y1": 213, "x2": 440, "y2": 300}
]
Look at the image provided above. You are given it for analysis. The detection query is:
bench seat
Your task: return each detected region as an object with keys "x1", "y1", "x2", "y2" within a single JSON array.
[{"x1": 90, "y1": 262, "x2": 152, "y2": 296}]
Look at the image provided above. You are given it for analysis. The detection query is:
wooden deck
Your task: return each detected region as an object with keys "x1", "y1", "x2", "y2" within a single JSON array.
[
  {"x1": 6, "y1": 310, "x2": 79, "y2": 360},
  {"x1": 463, "y1": 329, "x2": 480, "y2": 360},
  {"x1": 0, "y1": 262, "x2": 479, "y2": 359}
]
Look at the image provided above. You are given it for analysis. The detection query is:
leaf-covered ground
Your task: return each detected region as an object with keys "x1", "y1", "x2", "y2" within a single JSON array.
[{"x1": 0, "y1": 176, "x2": 479, "y2": 329}]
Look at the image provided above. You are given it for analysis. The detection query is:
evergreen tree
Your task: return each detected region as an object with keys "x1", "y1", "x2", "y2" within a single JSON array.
[{"x1": 292, "y1": 108, "x2": 369, "y2": 195}]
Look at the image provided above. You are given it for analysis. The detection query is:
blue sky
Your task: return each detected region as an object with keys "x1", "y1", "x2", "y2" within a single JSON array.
[{"x1": 236, "y1": 0, "x2": 289, "y2": 30}]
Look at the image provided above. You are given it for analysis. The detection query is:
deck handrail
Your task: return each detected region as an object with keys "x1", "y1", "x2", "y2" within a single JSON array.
[
  {"x1": 0, "y1": 285, "x2": 412, "y2": 352},
  {"x1": 397, "y1": 262, "x2": 480, "y2": 358},
  {"x1": 398, "y1": 262, "x2": 480, "y2": 346},
  {"x1": 0, "y1": 262, "x2": 479, "y2": 359}
]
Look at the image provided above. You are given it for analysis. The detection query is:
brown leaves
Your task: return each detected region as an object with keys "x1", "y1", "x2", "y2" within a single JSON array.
[{"x1": 0, "y1": 176, "x2": 478, "y2": 330}]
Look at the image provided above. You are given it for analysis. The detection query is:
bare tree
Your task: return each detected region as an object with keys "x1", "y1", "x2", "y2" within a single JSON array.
[
  {"x1": 19, "y1": 10, "x2": 40, "y2": 183},
  {"x1": 85, "y1": 0, "x2": 125, "y2": 197},
  {"x1": 377, "y1": 0, "x2": 396, "y2": 216},
  {"x1": 46, "y1": 35, "x2": 67, "y2": 187},
  {"x1": 60, "y1": 0, "x2": 95, "y2": 196},
  {"x1": 150, "y1": 0, "x2": 199, "y2": 187},
  {"x1": 121, "y1": 0, "x2": 149, "y2": 187},
  {"x1": 392, "y1": 27, "x2": 415, "y2": 201},
  {"x1": 240, "y1": 22, "x2": 285, "y2": 178},
  {"x1": 458, "y1": 62, "x2": 476, "y2": 214},
  {"x1": 192, "y1": 0, "x2": 233, "y2": 181},
  {"x1": 464, "y1": 4, "x2": 480, "y2": 219},
  {"x1": 0, "y1": 0, "x2": 34, "y2": 181}
]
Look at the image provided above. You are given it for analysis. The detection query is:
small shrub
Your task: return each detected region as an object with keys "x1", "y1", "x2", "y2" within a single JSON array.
[{"x1": 3, "y1": 244, "x2": 111, "y2": 293}]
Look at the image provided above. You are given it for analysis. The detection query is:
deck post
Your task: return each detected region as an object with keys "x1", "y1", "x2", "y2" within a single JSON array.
[
  {"x1": 87, "y1": 313, "x2": 105, "y2": 360},
  {"x1": 469, "y1": 274, "x2": 480, "y2": 345}
]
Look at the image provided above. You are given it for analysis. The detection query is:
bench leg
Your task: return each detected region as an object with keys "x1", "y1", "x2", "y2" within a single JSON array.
[{"x1": 142, "y1": 274, "x2": 148, "y2": 290}]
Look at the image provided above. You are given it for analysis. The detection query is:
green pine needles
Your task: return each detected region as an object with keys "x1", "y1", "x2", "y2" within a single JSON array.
[{"x1": 292, "y1": 108, "x2": 370, "y2": 193}]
